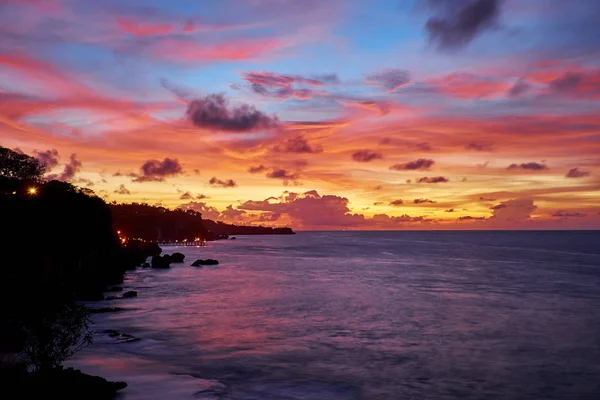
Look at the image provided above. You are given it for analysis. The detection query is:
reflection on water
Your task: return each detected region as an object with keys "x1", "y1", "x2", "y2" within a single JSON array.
[{"x1": 69, "y1": 231, "x2": 600, "y2": 399}]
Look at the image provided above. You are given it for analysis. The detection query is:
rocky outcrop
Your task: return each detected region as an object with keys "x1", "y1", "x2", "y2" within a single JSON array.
[
  {"x1": 169, "y1": 252, "x2": 185, "y2": 263},
  {"x1": 191, "y1": 259, "x2": 219, "y2": 266},
  {"x1": 88, "y1": 307, "x2": 125, "y2": 314},
  {"x1": 151, "y1": 255, "x2": 171, "y2": 269},
  {"x1": 0, "y1": 366, "x2": 127, "y2": 400}
]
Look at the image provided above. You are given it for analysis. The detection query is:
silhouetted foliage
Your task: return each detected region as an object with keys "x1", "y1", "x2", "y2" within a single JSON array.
[
  {"x1": 202, "y1": 219, "x2": 295, "y2": 236},
  {"x1": 0, "y1": 147, "x2": 46, "y2": 182},
  {"x1": 111, "y1": 202, "x2": 209, "y2": 241},
  {"x1": 22, "y1": 299, "x2": 93, "y2": 372}
]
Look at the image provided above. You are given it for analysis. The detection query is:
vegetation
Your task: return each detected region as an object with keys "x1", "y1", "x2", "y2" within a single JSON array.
[
  {"x1": 0, "y1": 146, "x2": 131, "y2": 398},
  {"x1": 110, "y1": 202, "x2": 209, "y2": 242}
]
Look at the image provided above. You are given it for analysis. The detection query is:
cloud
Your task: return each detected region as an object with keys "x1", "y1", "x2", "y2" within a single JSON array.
[
  {"x1": 179, "y1": 191, "x2": 193, "y2": 200},
  {"x1": 242, "y1": 71, "x2": 330, "y2": 100},
  {"x1": 414, "y1": 198, "x2": 436, "y2": 204},
  {"x1": 114, "y1": 184, "x2": 131, "y2": 195},
  {"x1": 416, "y1": 143, "x2": 432, "y2": 152},
  {"x1": 221, "y1": 204, "x2": 247, "y2": 220},
  {"x1": 566, "y1": 168, "x2": 591, "y2": 178},
  {"x1": 178, "y1": 201, "x2": 221, "y2": 220},
  {"x1": 116, "y1": 17, "x2": 173, "y2": 36},
  {"x1": 46, "y1": 153, "x2": 81, "y2": 182},
  {"x1": 313, "y1": 74, "x2": 340, "y2": 85},
  {"x1": 549, "y1": 72, "x2": 583, "y2": 92},
  {"x1": 266, "y1": 168, "x2": 300, "y2": 185},
  {"x1": 490, "y1": 198, "x2": 537, "y2": 221},
  {"x1": 445, "y1": 208, "x2": 455, "y2": 212},
  {"x1": 390, "y1": 158, "x2": 435, "y2": 171},
  {"x1": 508, "y1": 79, "x2": 531, "y2": 97},
  {"x1": 465, "y1": 142, "x2": 492, "y2": 151},
  {"x1": 258, "y1": 212, "x2": 282, "y2": 222},
  {"x1": 237, "y1": 190, "x2": 428, "y2": 229},
  {"x1": 390, "y1": 199, "x2": 404, "y2": 206},
  {"x1": 417, "y1": 176, "x2": 449, "y2": 183},
  {"x1": 273, "y1": 135, "x2": 323, "y2": 153},
  {"x1": 248, "y1": 165, "x2": 268, "y2": 173},
  {"x1": 547, "y1": 70, "x2": 600, "y2": 98},
  {"x1": 187, "y1": 93, "x2": 279, "y2": 132},
  {"x1": 196, "y1": 194, "x2": 209, "y2": 199},
  {"x1": 425, "y1": 0, "x2": 502, "y2": 50},
  {"x1": 365, "y1": 69, "x2": 411, "y2": 92},
  {"x1": 351, "y1": 150, "x2": 383, "y2": 162},
  {"x1": 551, "y1": 210, "x2": 587, "y2": 218},
  {"x1": 458, "y1": 215, "x2": 486, "y2": 221},
  {"x1": 480, "y1": 196, "x2": 496, "y2": 201},
  {"x1": 33, "y1": 149, "x2": 60, "y2": 172},
  {"x1": 428, "y1": 72, "x2": 508, "y2": 98},
  {"x1": 209, "y1": 177, "x2": 237, "y2": 188},
  {"x1": 507, "y1": 162, "x2": 548, "y2": 171},
  {"x1": 132, "y1": 158, "x2": 183, "y2": 182}
]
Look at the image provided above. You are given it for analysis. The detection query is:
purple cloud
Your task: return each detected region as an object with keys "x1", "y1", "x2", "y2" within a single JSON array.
[
  {"x1": 33, "y1": 149, "x2": 60, "y2": 172},
  {"x1": 133, "y1": 158, "x2": 183, "y2": 182},
  {"x1": 566, "y1": 168, "x2": 591, "y2": 178},
  {"x1": 417, "y1": 176, "x2": 449, "y2": 183},
  {"x1": 47, "y1": 153, "x2": 81, "y2": 182},
  {"x1": 507, "y1": 162, "x2": 548, "y2": 171},
  {"x1": 273, "y1": 136, "x2": 323, "y2": 153},
  {"x1": 365, "y1": 69, "x2": 411, "y2": 92},
  {"x1": 187, "y1": 94, "x2": 279, "y2": 132},
  {"x1": 209, "y1": 177, "x2": 237, "y2": 188},
  {"x1": 390, "y1": 158, "x2": 435, "y2": 171},
  {"x1": 414, "y1": 198, "x2": 437, "y2": 204},
  {"x1": 352, "y1": 150, "x2": 383, "y2": 162},
  {"x1": 425, "y1": 0, "x2": 502, "y2": 50}
]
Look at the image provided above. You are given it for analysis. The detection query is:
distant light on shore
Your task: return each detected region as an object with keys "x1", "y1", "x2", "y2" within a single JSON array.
[{"x1": 28, "y1": 187, "x2": 37, "y2": 195}]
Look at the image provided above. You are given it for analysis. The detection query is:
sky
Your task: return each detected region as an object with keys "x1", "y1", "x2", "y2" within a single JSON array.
[{"x1": 1, "y1": 0, "x2": 599, "y2": 230}]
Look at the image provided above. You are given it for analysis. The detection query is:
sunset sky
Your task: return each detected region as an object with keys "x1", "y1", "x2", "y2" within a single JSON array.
[{"x1": 1, "y1": 0, "x2": 599, "y2": 229}]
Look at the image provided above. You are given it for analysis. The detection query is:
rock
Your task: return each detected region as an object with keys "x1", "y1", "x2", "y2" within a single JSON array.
[
  {"x1": 4, "y1": 367, "x2": 127, "y2": 399},
  {"x1": 170, "y1": 252, "x2": 185, "y2": 263},
  {"x1": 88, "y1": 307, "x2": 125, "y2": 314},
  {"x1": 105, "y1": 286, "x2": 122, "y2": 292},
  {"x1": 151, "y1": 255, "x2": 171, "y2": 269},
  {"x1": 104, "y1": 295, "x2": 120, "y2": 301},
  {"x1": 141, "y1": 262, "x2": 150, "y2": 268},
  {"x1": 104, "y1": 329, "x2": 140, "y2": 344},
  {"x1": 230, "y1": 237, "x2": 236, "y2": 240},
  {"x1": 122, "y1": 290, "x2": 137, "y2": 298},
  {"x1": 191, "y1": 259, "x2": 219, "y2": 266}
]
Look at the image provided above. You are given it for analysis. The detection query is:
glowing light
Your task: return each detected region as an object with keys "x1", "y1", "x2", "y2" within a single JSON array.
[
  {"x1": 28, "y1": 187, "x2": 37, "y2": 195},
  {"x1": 117, "y1": 230, "x2": 121, "y2": 235}
]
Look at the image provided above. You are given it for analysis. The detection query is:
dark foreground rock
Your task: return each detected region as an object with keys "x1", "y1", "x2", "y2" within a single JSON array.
[
  {"x1": 191, "y1": 259, "x2": 219, "y2": 266},
  {"x1": 151, "y1": 255, "x2": 171, "y2": 269},
  {"x1": 88, "y1": 307, "x2": 126, "y2": 314},
  {"x1": 105, "y1": 286, "x2": 122, "y2": 292},
  {"x1": 122, "y1": 290, "x2": 137, "y2": 298},
  {"x1": 169, "y1": 252, "x2": 185, "y2": 263},
  {"x1": 0, "y1": 365, "x2": 126, "y2": 400},
  {"x1": 104, "y1": 329, "x2": 141, "y2": 344}
]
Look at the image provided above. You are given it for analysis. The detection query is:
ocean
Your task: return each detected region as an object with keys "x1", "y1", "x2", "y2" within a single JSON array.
[{"x1": 68, "y1": 231, "x2": 600, "y2": 399}]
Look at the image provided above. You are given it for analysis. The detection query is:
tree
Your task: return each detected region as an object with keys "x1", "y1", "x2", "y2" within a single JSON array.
[
  {"x1": 21, "y1": 301, "x2": 93, "y2": 372},
  {"x1": 0, "y1": 146, "x2": 46, "y2": 182}
]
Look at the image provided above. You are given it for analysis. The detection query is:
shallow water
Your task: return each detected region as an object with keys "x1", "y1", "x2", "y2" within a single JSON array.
[{"x1": 69, "y1": 231, "x2": 600, "y2": 399}]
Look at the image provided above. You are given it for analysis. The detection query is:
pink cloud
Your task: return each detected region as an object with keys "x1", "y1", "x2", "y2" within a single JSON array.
[{"x1": 116, "y1": 17, "x2": 173, "y2": 36}]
